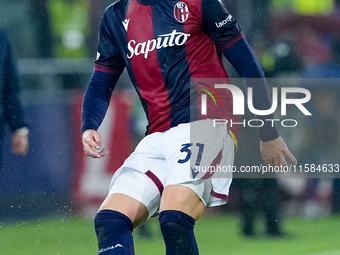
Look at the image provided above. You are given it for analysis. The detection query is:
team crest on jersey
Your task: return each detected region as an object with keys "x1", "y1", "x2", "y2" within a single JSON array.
[{"x1": 173, "y1": 2, "x2": 189, "y2": 23}]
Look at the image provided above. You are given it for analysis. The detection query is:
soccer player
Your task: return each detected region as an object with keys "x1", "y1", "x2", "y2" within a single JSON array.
[{"x1": 81, "y1": 0, "x2": 297, "y2": 254}]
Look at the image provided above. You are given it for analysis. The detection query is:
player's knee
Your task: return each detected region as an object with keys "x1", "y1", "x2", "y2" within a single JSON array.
[
  {"x1": 159, "y1": 210, "x2": 196, "y2": 229},
  {"x1": 94, "y1": 210, "x2": 134, "y2": 251},
  {"x1": 159, "y1": 210, "x2": 198, "y2": 255}
]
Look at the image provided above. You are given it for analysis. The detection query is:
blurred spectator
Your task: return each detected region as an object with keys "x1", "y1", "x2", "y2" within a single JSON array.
[
  {"x1": 241, "y1": 179, "x2": 283, "y2": 237},
  {"x1": 0, "y1": 28, "x2": 29, "y2": 165},
  {"x1": 233, "y1": 129, "x2": 286, "y2": 237}
]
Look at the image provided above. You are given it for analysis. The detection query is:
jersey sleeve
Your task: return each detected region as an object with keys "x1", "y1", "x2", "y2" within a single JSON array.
[
  {"x1": 201, "y1": 0, "x2": 243, "y2": 51},
  {"x1": 95, "y1": 7, "x2": 125, "y2": 74},
  {"x1": 81, "y1": 7, "x2": 125, "y2": 133}
]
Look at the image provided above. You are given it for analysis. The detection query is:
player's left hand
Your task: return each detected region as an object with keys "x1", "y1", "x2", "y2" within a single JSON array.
[
  {"x1": 12, "y1": 132, "x2": 29, "y2": 156},
  {"x1": 260, "y1": 136, "x2": 297, "y2": 166}
]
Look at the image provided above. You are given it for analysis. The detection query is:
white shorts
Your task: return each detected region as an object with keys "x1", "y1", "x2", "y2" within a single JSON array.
[{"x1": 108, "y1": 119, "x2": 235, "y2": 218}]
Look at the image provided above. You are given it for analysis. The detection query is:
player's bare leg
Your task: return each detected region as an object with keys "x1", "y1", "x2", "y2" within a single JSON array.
[
  {"x1": 99, "y1": 193, "x2": 149, "y2": 227},
  {"x1": 159, "y1": 185, "x2": 205, "y2": 255},
  {"x1": 94, "y1": 194, "x2": 148, "y2": 255},
  {"x1": 160, "y1": 185, "x2": 205, "y2": 220}
]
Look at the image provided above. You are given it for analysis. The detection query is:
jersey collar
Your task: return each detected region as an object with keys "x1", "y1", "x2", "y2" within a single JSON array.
[{"x1": 137, "y1": 0, "x2": 161, "y2": 5}]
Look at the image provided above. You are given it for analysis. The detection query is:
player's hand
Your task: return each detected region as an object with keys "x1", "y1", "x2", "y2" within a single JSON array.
[
  {"x1": 82, "y1": 129, "x2": 108, "y2": 158},
  {"x1": 12, "y1": 132, "x2": 29, "y2": 156},
  {"x1": 260, "y1": 136, "x2": 297, "y2": 166}
]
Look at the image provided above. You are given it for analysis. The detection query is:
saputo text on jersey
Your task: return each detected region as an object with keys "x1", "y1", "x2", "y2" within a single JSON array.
[{"x1": 127, "y1": 30, "x2": 190, "y2": 59}]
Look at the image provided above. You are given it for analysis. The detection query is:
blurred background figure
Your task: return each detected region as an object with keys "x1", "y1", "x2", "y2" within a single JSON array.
[{"x1": 0, "y1": 28, "x2": 29, "y2": 164}]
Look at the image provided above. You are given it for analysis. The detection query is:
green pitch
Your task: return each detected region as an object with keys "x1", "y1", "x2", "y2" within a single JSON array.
[{"x1": 1, "y1": 215, "x2": 340, "y2": 255}]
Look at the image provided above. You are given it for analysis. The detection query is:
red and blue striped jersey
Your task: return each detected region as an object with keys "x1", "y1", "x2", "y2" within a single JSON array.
[{"x1": 94, "y1": 0, "x2": 243, "y2": 134}]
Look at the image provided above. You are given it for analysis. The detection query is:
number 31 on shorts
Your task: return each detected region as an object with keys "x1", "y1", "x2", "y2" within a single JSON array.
[{"x1": 178, "y1": 143, "x2": 204, "y2": 165}]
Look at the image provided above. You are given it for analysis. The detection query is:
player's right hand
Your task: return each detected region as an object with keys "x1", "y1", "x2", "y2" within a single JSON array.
[{"x1": 82, "y1": 129, "x2": 108, "y2": 158}]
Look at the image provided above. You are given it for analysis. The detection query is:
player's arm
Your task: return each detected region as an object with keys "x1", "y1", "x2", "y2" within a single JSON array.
[
  {"x1": 81, "y1": 68, "x2": 121, "y2": 158},
  {"x1": 81, "y1": 8, "x2": 125, "y2": 158},
  {"x1": 222, "y1": 38, "x2": 297, "y2": 166},
  {"x1": 222, "y1": 36, "x2": 279, "y2": 141},
  {"x1": 202, "y1": 0, "x2": 297, "y2": 166}
]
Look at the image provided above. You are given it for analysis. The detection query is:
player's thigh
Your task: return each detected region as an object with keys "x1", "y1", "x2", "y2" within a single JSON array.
[
  {"x1": 99, "y1": 193, "x2": 148, "y2": 228},
  {"x1": 160, "y1": 185, "x2": 206, "y2": 220},
  {"x1": 99, "y1": 167, "x2": 163, "y2": 228}
]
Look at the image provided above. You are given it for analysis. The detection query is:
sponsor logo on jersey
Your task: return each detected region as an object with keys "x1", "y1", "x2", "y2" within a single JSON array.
[
  {"x1": 127, "y1": 30, "x2": 190, "y2": 59},
  {"x1": 122, "y1": 18, "x2": 130, "y2": 31},
  {"x1": 173, "y1": 2, "x2": 189, "y2": 23},
  {"x1": 215, "y1": 14, "x2": 233, "y2": 28}
]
